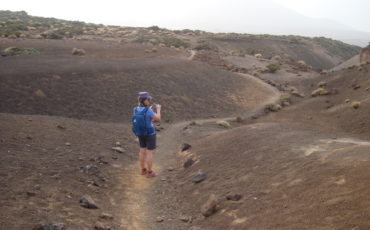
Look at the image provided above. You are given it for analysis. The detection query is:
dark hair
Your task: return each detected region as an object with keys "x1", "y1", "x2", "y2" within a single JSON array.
[{"x1": 138, "y1": 97, "x2": 149, "y2": 105}]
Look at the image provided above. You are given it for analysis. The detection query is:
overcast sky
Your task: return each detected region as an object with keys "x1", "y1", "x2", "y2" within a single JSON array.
[{"x1": 1, "y1": 0, "x2": 370, "y2": 33}]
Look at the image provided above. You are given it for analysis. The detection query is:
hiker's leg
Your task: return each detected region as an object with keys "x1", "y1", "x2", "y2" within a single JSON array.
[
  {"x1": 139, "y1": 148, "x2": 147, "y2": 170},
  {"x1": 145, "y1": 149, "x2": 153, "y2": 172}
]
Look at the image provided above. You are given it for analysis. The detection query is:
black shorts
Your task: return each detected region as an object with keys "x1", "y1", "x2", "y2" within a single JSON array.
[{"x1": 138, "y1": 134, "x2": 156, "y2": 150}]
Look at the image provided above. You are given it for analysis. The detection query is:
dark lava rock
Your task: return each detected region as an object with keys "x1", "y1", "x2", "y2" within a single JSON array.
[
  {"x1": 80, "y1": 195, "x2": 99, "y2": 209},
  {"x1": 33, "y1": 222, "x2": 66, "y2": 230},
  {"x1": 83, "y1": 165, "x2": 98, "y2": 174},
  {"x1": 183, "y1": 158, "x2": 195, "y2": 168},
  {"x1": 181, "y1": 143, "x2": 191, "y2": 152},
  {"x1": 226, "y1": 193, "x2": 242, "y2": 201},
  {"x1": 100, "y1": 213, "x2": 114, "y2": 220},
  {"x1": 201, "y1": 194, "x2": 218, "y2": 217},
  {"x1": 192, "y1": 171, "x2": 206, "y2": 183}
]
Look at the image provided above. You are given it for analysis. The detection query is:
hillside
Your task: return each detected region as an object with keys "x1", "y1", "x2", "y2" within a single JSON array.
[
  {"x1": 1, "y1": 9, "x2": 369, "y2": 230},
  {"x1": 0, "y1": 10, "x2": 361, "y2": 69},
  {"x1": 0, "y1": 39, "x2": 275, "y2": 122},
  {"x1": 155, "y1": 63, "x2": 370, "y2": 230}
]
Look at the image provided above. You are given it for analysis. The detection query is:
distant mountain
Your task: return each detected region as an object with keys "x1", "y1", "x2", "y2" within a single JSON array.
[{"x1": 144, "y1": 0, "x2": 370, "y2": 47}]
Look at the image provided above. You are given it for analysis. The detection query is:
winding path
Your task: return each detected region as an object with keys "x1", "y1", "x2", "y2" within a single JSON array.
[{"x1": 118, "y1": 72, "x2": 280, "y2": 230}]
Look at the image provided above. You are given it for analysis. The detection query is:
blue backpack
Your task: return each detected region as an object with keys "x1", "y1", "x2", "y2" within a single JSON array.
[{"x1": 131, "y1": 107, "x2": 149, "y2": 137}]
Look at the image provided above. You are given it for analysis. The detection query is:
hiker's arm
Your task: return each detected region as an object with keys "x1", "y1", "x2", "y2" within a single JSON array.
[{"x1": 152, "y1": 105, "x2": 161, "y2": 121}]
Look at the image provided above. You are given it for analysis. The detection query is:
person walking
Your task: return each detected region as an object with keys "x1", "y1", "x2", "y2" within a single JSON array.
[{"x1": 131, "y1": 92, "x2": 161, "y2": 178}]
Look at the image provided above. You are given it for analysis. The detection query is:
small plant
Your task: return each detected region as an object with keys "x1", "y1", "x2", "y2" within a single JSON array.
[
  {"x1": 4, "y1": 46, "x2": 40, "y2": 55},
  {"x1": 280, "y1": 93, "x2": 292, "y2": 103},
  {"x1": 147, "y1": 25, "x2": 160, "y2": 31},
  {"x1": 266, "y1": 63, "x2": 280, "y2": 73},
  {"x1": 216, "y1": 120, "x2": 231, "y2": 128},
  {"x1": 194, "y1": 40, "x2": 218, "y2": 51},
  {"x1": 311, "y1": 88, "x2": 329, "y2": 97},
  {"x1": 163, "y1": 36, "x2": 190, "y2": 48},
  {"x1": 317, "y1": 81, "x2": 327, "y2": 87},
  {"x1": 254, "y1": 53, "x2": 262, "y2": 58},
  {"x1": 265, "y1": 103, "x2": 282, "y2": 112}
]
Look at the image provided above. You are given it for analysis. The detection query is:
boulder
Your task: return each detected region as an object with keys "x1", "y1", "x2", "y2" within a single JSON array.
[
  {"x1": 192, "y1": 171, "x2": 206, "y2": 183},
  {"x1": 181, "y1": 143, "x2": 191, "y2": 152},
  {"x1": 201, "y1": 194, "x2": 218, "y2": 217},
  {"x1": 226, "y1": 193, "x2": 242, "y2": 201},
  {"x1": 183, "y1": 158, "x2": 195, "y2": 168},
  {"x1": 80, "y1": 195, "x2": 99, "y2": 209},
  {"x1": 72, "y1": 48, "x2": 86, "y2": 56},
  {"x1": 111, "y1": 147, "x2": 125, "y2": 153},
  {"x1": 83, "y1": 165, "x2": 98, "y2": 174},
  {"x1": 351, "y1": 101, "x2": 361, "y2": 109}
]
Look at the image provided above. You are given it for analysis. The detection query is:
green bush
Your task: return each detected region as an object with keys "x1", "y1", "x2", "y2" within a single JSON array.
[
  {"x1": 163, "y1": 36, "x2": 190, "y2": 48},
  {"x1": 4, "y1": 46, "x2": 40, "y2": 55},
  {"x1": 266, "y1": 63, "x2": 280, "y2": 73},
  {"x1": 194, "y1": 40, "x2": 218, "y2": 51},
  {"x1": 147, "y1": 25, "x2": 160, "y2": 31}
]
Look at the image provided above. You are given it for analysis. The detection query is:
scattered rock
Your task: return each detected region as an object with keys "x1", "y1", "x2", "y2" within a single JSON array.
[
  {"x1": 351, "y1": 101, "x2": 361, "y2": 109},
  {"x1": 111, "y1": 146, "x2": 125, "y2": 153},
  {"x1": 26, "y1": 191, "x2": 36, "y2": 196},
  {"x1": 156, "y1": 216, "x2": 164, "y2": 222},
  {"x1": 201, "y1": 194, "x2": 218, "y2": 217},
  {"x1": 33, "y1": 222, "x2": 66, "y2": 230},
  {"x1": 179, "y1": 215, "x2": 192, "y2": 222},
  {"x1": 189, "y1": 121, "x2": 197, "y2": 126},
  {"x1": 345, "y1": 99, "x2": 350, "y2": 103},
  {"x1": 216, "y1": 120, "x2": 231, "y2": 128},
  {"x1": 235, "y1": 117, "x2": 243, "y2": 123},
  {"x1": 188, "y1": 227, "x2": 202, "y2": 230},
  {"x1": 311, "y1": 88, "x2": 329, "y2": 97},
  {"x1": 226, "y1": 193, "x2": 242, "y2": 201},
  {"x1": 352, "y1": 84, "x2": 361, "y2": 90},
  {"x1": 167, "y1": 167, "x2": 174, "y2": 171},
  {"x1": 100, "y1": 213, "x2": 114, "y2": 220},
  {"x1": 80, "y1": 195, "x2": 99, "y2": 209},
  {"x1": 83, "y1": 165, "x2": 98, "y2": 174},
  {"x1": 192, "y1": 171, "x2": 207, "y2": 183},
  {"x1": 65, "y1": 142, "x2": 71, "y2": 146},
  {"x1": 57, "y1": 125, "x2": 66, "y2": 130},
  {"x1": 94, "y1": 222, "x2": 111, "y2": 230},
  {"x1": 115, "y1": 141, "x2": 121, "y2": 146},
  {"x1": 35, "y1": 89, "x2": 46, "y2": 97},
  {"x1": 183, "y1": 158, "x2": 195, "y2": 168},
  {"x1": 181, "y1": 143, "x2": 191, "y2": 152},
  {"x1": 72, "y1": 48, "x2": 86, "y2": 56}
]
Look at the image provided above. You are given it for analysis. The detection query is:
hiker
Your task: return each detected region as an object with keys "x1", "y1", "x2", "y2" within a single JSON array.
[{"x1": 132, "y1": 92, "x2": 161, "y2": 177}]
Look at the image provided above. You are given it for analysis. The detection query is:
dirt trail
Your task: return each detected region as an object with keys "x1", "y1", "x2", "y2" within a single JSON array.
[{"x1": 118, "y1": 73, "x2": 280, "y2": 230}]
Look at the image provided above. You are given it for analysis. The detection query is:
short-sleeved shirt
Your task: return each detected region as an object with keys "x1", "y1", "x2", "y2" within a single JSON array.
[{"x1": 133, "y1": 106, "x2": 156, "y2": 136}]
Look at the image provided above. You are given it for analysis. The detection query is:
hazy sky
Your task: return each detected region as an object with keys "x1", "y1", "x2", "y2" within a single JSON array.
[{"x1": 1, "y1": 0, "x2": 370, "y2": 32}]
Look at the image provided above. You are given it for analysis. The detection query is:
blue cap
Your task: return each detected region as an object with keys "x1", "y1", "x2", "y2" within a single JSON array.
[{"x1": 138, "y1": 92, "x2": 152, "y2": 99}]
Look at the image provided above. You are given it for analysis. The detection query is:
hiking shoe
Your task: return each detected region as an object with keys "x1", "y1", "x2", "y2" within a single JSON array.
[
  {"x1": 141, "y1": 168, "x2": 147, "y2": 175},
  {"x1": 147, "y1": 171, "x2": 157, "y2": 178}
]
